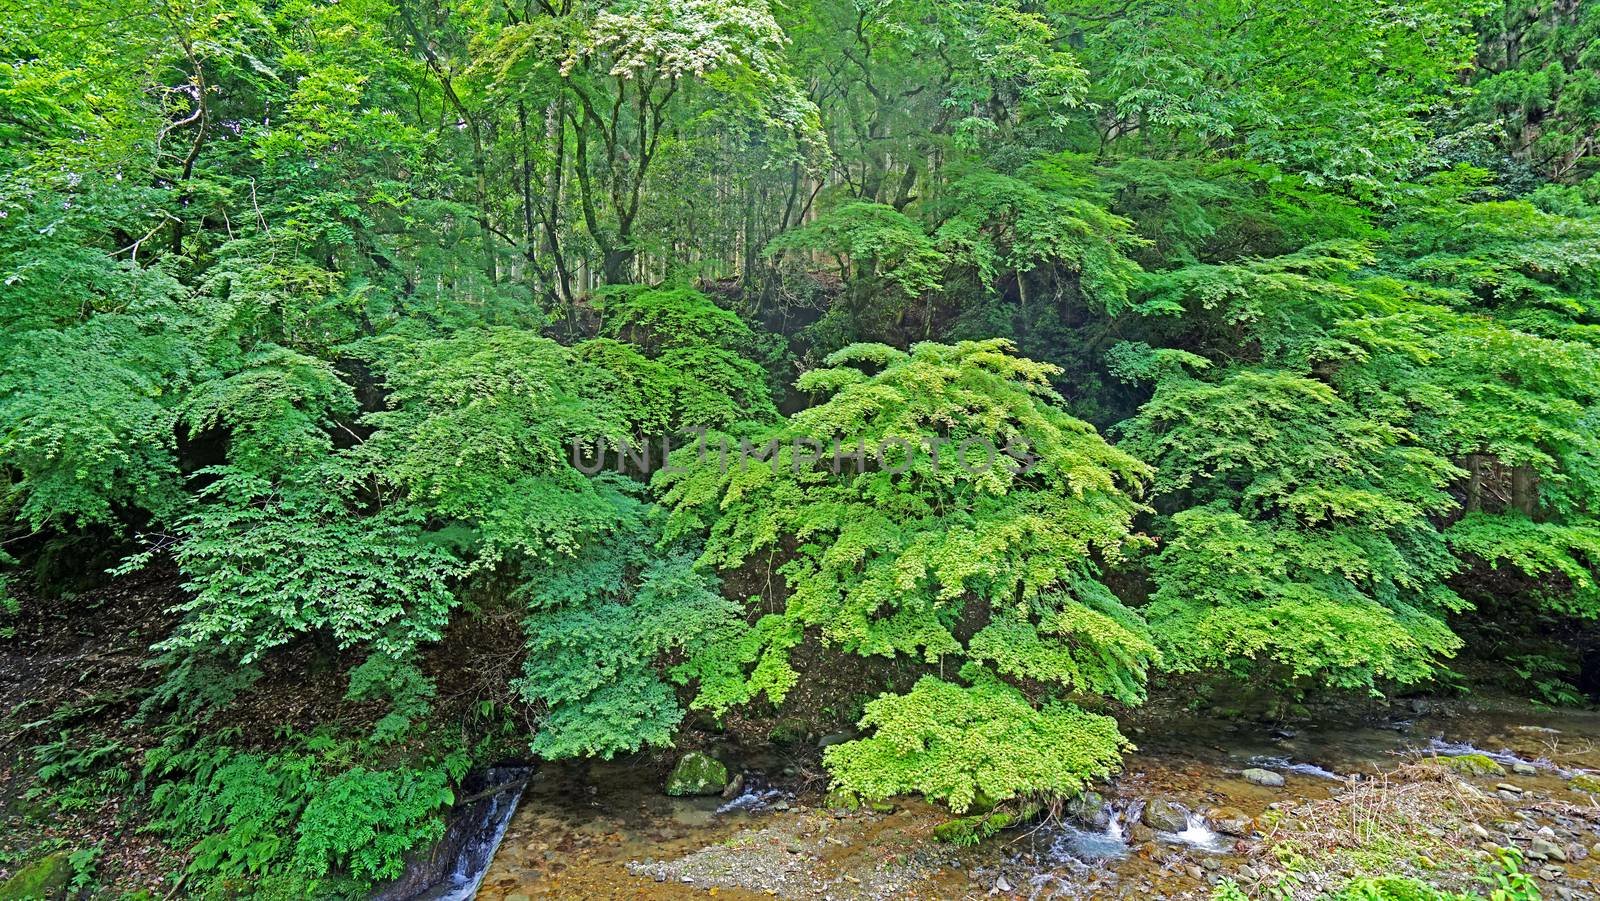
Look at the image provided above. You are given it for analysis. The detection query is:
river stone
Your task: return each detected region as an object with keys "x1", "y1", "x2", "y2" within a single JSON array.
[
  {"x1": 1513, "y1": 762, "x2": 1539, "y2": 776},
  {"x1": 0, "y1": 851, "x2": 72, "y2": 900},
  {"x1": 1066, "y1": 790, "x2": 1110, "y2": 828},
  {"x1": 1496, "y1": 782, "x2": 1523, "y2": 795},
  {"x1": 1530, "y1": 837, "x2": 1567, "y2": 862},
  {"x1": 665, "y1": 751, "x2": 729, "y2": 796},
  {"x1": 1143, "y1": 799, "x2": 1189, "y2": 832},
  {"x1": 1242, "y1": 768, "x2": 1286, "y2": 787},
  {"x1": 1207, "y1": 806, "x2": 1254, "y2": 837},
  {"x1": 1568, "y1": 773, "x2": 1600, "y2": 794}
]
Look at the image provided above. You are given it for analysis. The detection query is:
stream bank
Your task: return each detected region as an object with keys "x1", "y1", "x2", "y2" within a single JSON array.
[{"x1": 470, "y1": 698, "x2": 1600, "y2": 900}]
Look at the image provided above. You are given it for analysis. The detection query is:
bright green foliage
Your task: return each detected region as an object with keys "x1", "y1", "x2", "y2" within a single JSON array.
[
  {"x1": 1120, "y1": 296, "x2": 1469, "y2": 689},
  {"x1": 142, "y1": 731, "x2": 465, "y2": 892},
  {"x1": 590, "y1": 285, "x2": 780, "y2": 429},
  {"x1": 933, "y1": 159, "x2": 1144, "y2": 313},
  {"x1": 163, "y1": 464, "x2": 467, "y2": 663},
  {"x1": 515, "y1": 478, "x2": 741, "y2": 759},
  {"x1": 0, "y1": 308, "x2": 194, "y2": 529},
  {"x1": 1447, "y1": 514, "x2": 1600, "y2": 619},
  {"x1": 821, "y1": 666, "x2": 1130, "y2": 813},
  {"x1": 357, "y1": 329, "x2": 630, "y2": 563},
  {"x1": 663, "y1": 339, "x2": 1151, "y2": 803},
  {"x1": 767, "y1": 202, "x2": 948, "y2": 300}
]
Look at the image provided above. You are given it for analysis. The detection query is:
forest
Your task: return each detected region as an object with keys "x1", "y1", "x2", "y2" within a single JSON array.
[{"x1": 2, "y1": 0, "x2": 1599, "y2": 898}]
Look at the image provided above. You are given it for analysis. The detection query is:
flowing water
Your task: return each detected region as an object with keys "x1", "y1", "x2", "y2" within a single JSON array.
[{"x1": 440, "y1": 700, "x2": 1600, "y2": 899}]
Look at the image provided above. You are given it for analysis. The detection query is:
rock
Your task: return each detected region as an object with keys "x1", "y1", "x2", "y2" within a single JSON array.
[
  {"x1": 768, "y1": 718, "x2": 809, "y2": 745},
  {"x1": 1567, "y1": 773, "x2": 1600, "y2": 794},
  {"x1": 1207, "y1": 806, "x2": 1254, "y2": 837},
  {"x1": 823, "y1": 787, "x2": 861, "y2": 812},
  {"x1": 1496, "y1": 783, "x2": 1524, "y2": 795},
  {"x1": 866, "y1": 799, "x2": 897, "y2": 814},
  {"x1": 1480, "y1": 841, "x2": 1504, "y2": 855},
  {"x1": 994, "y1": 875, "x2": 1013, "y2": 893},
  {"x1": 1242, "y1": 768, "x2": 1286, "y2": 787},
  {"x1": 933, "y1": 811, "x2": 1014, "y2": 845},
  {"x1": 1540, "y1": 865, "x2": 1564, "y2": 881},
  {"x1": 1530, "y1": 837, "x2": 1567, "y2": 862},
  {"x1": 1442, "y1": 754, "x2": 1506, "y2": 777},
  {"x1": 1497, "y1": 790, "x2": 1523, "y2": 802},
  {"x1": 773, "y1": 800, "x2": 791, "y2": 811},
  {"x1": 816, "y1": 731, "x2": 856, "y2": 750},
  {"x1": 1066, "y1": 790, "x2": 1109, "y2": 828},
  {"x1": 665, "y1": 751, "x2": 729, "y2": 796},
  {"x1": 0, "y1": 851, "x2": 73, "y2": 900},
  {"x1": 1513, "y1": 762, "x2": 1539, "y2": 777},
  {"x1": 1185, "y1": 865, "x2": 1205, "y2": 880},
  {"x1": 1143, "y1": 799, "x2": 1190, "y2": 832},
  {"x1": 720, "y1": 772, "x2": 746, "y2": 800},
  {"x1": 1128, "y1": 823, "x2": 1157, "y2": 844},
  {"x1": 1467, "y1": 822, "x2": 1491, "y2": 840},
  {"x1": 1238, "y1": 865, "x2": 1259, "y2": 881}
]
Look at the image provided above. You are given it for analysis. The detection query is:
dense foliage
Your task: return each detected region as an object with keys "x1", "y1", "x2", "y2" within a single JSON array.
[{"x1": 4, "y1": 0, "x2": 1599, "y2": 894}]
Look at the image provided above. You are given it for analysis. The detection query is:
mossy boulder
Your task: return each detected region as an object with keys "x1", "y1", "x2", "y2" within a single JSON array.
[
  {"x1": 823, "y1": 787, "x2": 862, "y2": 811},
  {"x1": 1440, "y1": 754, "x2": 1505, "y2": 778},
  {"x1": 665, "y1": 751, "x2": 729, "y2": 796},
  {"x1": 1569, "y1": 773, "x2": 1600, "y2": 794},
  {"x1": 932, "y1": 811, "x2": 1014, "y2": 846},
  {"x1": 0, "y1": 851, "x2": 72, "y2": 900}
]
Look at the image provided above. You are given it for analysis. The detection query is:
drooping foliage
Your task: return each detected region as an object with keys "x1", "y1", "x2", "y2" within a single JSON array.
[{"x1": 9, "y1": 0, "x2": 1600, "y2": 892}]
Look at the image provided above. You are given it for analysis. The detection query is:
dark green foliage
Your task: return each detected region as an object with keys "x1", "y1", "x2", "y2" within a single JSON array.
[{"x1": 514, "y1": 478, "x2": 741, "y2": 759}]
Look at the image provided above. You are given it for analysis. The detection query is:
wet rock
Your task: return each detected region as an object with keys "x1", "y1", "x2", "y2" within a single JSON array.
[
  {"x1": 1496, "y1": 783, "x2": 1524, "y2": 795},
  {"x1": 1143, "y1": 798, "x2": 1189, "y2": 832},
  {"x1": 1207, "y1": 806, "x2": 1254, "y2": 837},
  {"x1": 1128, "y1": 823, "x2": 1157, "y2": 844},
  {"x1": 1497, "y1": 790, "x2": 1522, "y2": 801},
  {"x1": 1567, "y1": 773, "x2": 1600, "y2": 794},
  {"x1": 1513, "y1": 762, "x2": 1539, "y2": 777},
  {"x1": 1066, "y1": 790, "x2": 1110, "y2": 828},
  {"x1": 1442, "y1": 754, "x2": 1506, "y2": 777},
  {"x1": 816, "y1": 731, "x2": 856, "y2": 750},
  {"x1": 665, "y1": 751, "x2": 729, "y2": 796},
  {"x1": 720, "y1": 772, "x2": 745, "y2": 800},
  {"x1": 1529, "y1": 837, "x2": 1567, "y2": 862},
  {"x1": 1243, "y1": 768, "x2": 1285, "y2": 787}
]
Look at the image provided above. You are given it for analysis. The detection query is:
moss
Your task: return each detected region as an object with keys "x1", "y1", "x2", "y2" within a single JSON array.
[
  {"x1": 933, "y1": 811, "x2": 1014, "y2": 846},
  {"x1": 665, "y1": 751, "x2": 729, "y2": 796},
  {"x1": 823, "y1": 787, "x2": 861, "y2": 811},
  {"x1": 1438, "y1": 754, "x2": 1505, "y2": 778},
  {"x1": 1568, "y1": 773, "x2": 1600, "y2": 794},
  {"x1": 767, "y1": 718, "x2": 809, "y2": 745},
  {"x1": 0, "y1": 851, "x2": 72, "y2": 900}
]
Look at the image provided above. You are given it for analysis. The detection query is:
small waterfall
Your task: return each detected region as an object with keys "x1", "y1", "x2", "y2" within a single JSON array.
[
  {"x1": 1048, "y1": 800, "x2": 1130, "y2": 863},
  {"x1": 384, "y1": 767, "x2": 531, "y2": 901},
  {"x1": 1169, "y1": 811, "x2": 1224, "y2": 853}
]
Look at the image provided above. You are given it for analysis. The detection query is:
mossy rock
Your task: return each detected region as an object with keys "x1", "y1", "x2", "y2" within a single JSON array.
[
  {"x1": 1440, "y1": 754, "x2": 1505, "y2": 778},
  {"x1": 866, "y1": 799, "x2": 897, "y2": 814},
  {"x1": 665, "y1": 751, "x2": 729, "y2": 796},
  {"x1": 0, "y1": 851, "x2": 72, "y2": 900},
  {"x1": 1569, "y1": 773, "x2": 1600, "y2": 794},
  {"x1": 823, "y1": 787, "x2": 861, "y2": 811},
  {"x1": 767, "y1": 718, "x2": 809, "y2": 745},
  {"x1": 932, "y1": 811, "x2": 1014, "y2": 846}
]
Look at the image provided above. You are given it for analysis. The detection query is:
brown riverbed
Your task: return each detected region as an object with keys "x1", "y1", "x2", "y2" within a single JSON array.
[{"x1": 474, "y1": 697, "x2": 1600, "y2": 900}]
